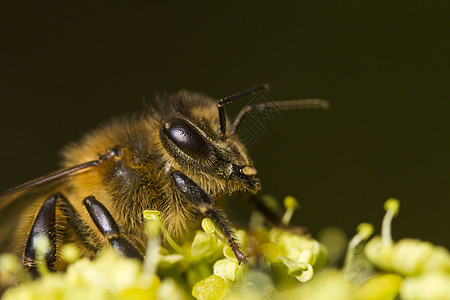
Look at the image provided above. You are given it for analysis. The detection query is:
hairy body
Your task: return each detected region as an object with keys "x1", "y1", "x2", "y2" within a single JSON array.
[
  {"x1": 15, "y1": 91, "x2": 257, "y2": 267},
  {"x1": 0, "y1": 85, "x2": 327, "y2": 273}
]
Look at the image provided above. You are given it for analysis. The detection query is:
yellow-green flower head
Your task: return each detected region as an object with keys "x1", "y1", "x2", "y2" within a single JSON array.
[
  {"x1": 268, "y1": 228, "x2": 322, "y2": 266},
  {"x1": 254, "y1": 243, "x2": 287, "y2": 263},
  {"x1": 284, "y1": 195, "x2": 300, "y2": 210},
  {"x1": 400, "y1": 272, "x2": 450, "y2": 300},
  {"x1": 384, "y1": 198, "x2": 400, "y2": 216},
  {"x1": 143, "y1": 209, "x2": 161, "y2": 221},
  {"x1": 213, "y1": 258, "x2": 245, "y2": 283},
  {"x1": 61, "y1": 244, "x2": 80, "y2": 264},
  {"x1": 5, "y1": 195, "x2": 448, "y2": 300},
  {"x1": 192, "y1": 274, "x2": 228, "y2": 300},
  {"x1": 201, "y1": 218, "x2": 216, "y2": 234},
  {"x1": 158, "y1": 278, "x2": 186, "y2": 300},
  {"x1": 253, "y1": 241, "x2": 316, "y2": 282},
  {"x1": 365, "y1": 198, "x2": 450, "y2": 276},
  {"x1": 0, "y1": 253, "x2": 20, "y2": 275},
  {"x1": 2, "y1": 251, "x2": 163, "y2": 300},
  {"x1": 224, "y1": 270, "x2": 277, "y2": 299},
  {"x1": 143, "y1": 210, "x2": 162, "y2": 236},
  {"x1": 357, "y1": 273, "x2": 403, "y2": 300},
  {"x1": 365, "y1": 237, "x2": 450, "y2": 276},
  {"x1": 282, "y1": 196, "x2": 300, "y2": 225},
  {"x1": 277, "y1": 270, "x2": 358, "y2": 300},
  {"x1": 191, "y1": 230, "x2": 224, "y2": 260},
  {"x1": 357, "y1": 223, "x2": 374, "y2": 240}
]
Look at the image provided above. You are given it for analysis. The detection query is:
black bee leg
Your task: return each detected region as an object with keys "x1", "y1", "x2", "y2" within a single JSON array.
[
  {"x1": 56, "y1": 193, "x2": 100, "y2": 253},
  {"x1": 170, "y1": 171, "x2": 247, "y2": 263},
  {"x1": 23, "y1": 194, "x2": 57, "y2": 277},
  {"x1": 83, "y1": 196, "x2": 144, "y2": 261}
]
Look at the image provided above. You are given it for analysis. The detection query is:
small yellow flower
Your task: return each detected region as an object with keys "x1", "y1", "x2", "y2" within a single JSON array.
[
  {"x1": 201, "y1": 218, "x2": 216, "y2": 234},
  {"x1": 357, "y1": 273, "x2": 403, "y2": 300},
  {"x1": 192, "y1": 275, "x2": 229, "y2": 300}
]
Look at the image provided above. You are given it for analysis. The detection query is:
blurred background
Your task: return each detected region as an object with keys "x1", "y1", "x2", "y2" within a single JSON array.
[{"x1": 0, "y1": 2, "x2": 448, "y2": 247}]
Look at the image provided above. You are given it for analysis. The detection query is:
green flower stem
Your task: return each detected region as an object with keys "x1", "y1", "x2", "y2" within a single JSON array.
[
  {"x1": 382, "y1": 198, "x2": 399, "y2": 246},
  {"x1": 343, "y1": 223, "x2": 374, "y2": 274},
  {"x1": 160, "y1": 226, "x2": 183, "y2": 254},
  {"x1": 282, "y1": 196, "x2": 300, "y2": 225},
  {"x1": 144, "y1": 210, "x2": 182, "y2": 254}
]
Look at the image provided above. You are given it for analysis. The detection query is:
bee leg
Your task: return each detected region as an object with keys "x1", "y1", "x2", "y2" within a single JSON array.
[
  {"x1": 249, "y1": 194, "x2": 308, "y2": 235},
  {"x1": 83, "y1": 196, "x2": 144, "y2": 261},
  {"x1": 23, "y1": 194, "x2": 57, "y2": 277},
  {"x1": 248, "y1": 194, "x2": 283, "y2": 225},
  {"x1": 170, "y1": 171, "x2": 247, "y2": 263},
  {"x1": 56, "y1": 193, "x2": 101, "y2": 253}
]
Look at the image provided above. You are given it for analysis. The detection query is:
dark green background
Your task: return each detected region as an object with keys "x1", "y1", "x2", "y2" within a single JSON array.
[{"x1": 1, "y1": 2, "x2": 448, "y2": 247}]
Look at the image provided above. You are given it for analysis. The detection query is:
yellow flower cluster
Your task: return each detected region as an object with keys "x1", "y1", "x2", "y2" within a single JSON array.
[{"x1": 0, "y1": 197, "x2": 449, "y2": 300}]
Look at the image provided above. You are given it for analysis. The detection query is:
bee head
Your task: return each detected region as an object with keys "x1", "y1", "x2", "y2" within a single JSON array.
[{"x1": 159, "y1": 116, "x2": 261, "y2": 194}]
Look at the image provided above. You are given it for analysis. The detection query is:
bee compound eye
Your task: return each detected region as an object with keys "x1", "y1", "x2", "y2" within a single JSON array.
[{"x1": 162, "y1": 118, "x2": 212, "y2": 159}]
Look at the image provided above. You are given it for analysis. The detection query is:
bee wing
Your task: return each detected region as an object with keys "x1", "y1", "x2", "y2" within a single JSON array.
[
  {"x1": 0, "y1": 180, "x2": 69, "y2": 253},
  {"x1": 0, "y1": 159, "x2": 101, "y2": 211},
  {"x1": 0, "y1": 159, "x2": 103, "y2": 253}
]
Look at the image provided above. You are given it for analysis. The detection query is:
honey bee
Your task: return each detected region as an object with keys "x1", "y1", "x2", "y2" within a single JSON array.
[{"x1": 0, "y1": 85, "x2": 328, "y2": 277}]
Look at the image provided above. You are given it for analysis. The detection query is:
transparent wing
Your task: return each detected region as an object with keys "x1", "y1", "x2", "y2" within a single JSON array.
[
  {"x1": 0, "y1": 159, "x2": 102, "y2": 253},
  {"x1": 0, "y1": 159, "x2": 101, "y2": 211}
]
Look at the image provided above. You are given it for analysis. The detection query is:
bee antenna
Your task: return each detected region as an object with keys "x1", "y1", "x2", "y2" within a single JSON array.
[
  {"x1": 217, "y1": 85, "x2": 269, "y2": 138},
  {"x1": 231, "y1": 98, "x2": 330, "y2": 134}
]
